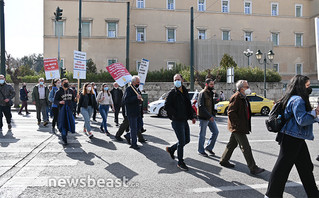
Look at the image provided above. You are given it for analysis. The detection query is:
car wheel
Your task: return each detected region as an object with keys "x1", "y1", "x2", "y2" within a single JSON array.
[
  {"x1": 159, "y1": 107, "x2": 168, "y2": 117},
  {"x1": 261, "y1": 106, "x2": 270, "y2": 116},
  {"x1": 223, "y1": 107, "x2": 228, "y2": 115}
]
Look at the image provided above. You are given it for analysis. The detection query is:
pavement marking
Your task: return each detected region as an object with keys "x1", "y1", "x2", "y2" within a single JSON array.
[{"x1": 191, "y1": 181, "x2": 319, "y2": 193}]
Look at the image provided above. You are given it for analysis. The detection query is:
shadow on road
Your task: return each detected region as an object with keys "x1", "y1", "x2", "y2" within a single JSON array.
[
  {"x1": 0, "y1": 129, "x2": 19, "y2": 147},
  {"x1": 88, "y1": 136, "x2": 117, "y2": 151}
]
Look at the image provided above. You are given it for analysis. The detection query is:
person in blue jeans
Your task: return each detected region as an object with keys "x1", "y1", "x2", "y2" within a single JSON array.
[
  {"x1": 49, "y1": 79, "x2": 60, "y2": 133},
  {"x1": 77, "y1": 83, "x2": 97, "y2": 139},
  {"x1": 197, "y1": 78, "x2": 219, "y2": 157},
  {"x1": 164, "y1": 74, "x2": 196, "y2": 171},
  {"x1": 96, "y1": 83, "x2": 114, "y2": 136}
]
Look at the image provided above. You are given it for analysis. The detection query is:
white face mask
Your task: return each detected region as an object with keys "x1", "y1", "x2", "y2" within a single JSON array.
[
  {"x1": 87, "y1": 87, "x2": 92, "y2": 91},
  {"x1": 244, "y1": 88, "x2": 251, "y2": 95}
]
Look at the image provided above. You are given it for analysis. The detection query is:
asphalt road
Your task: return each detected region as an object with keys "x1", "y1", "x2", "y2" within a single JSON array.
[{"x1": 0, "y1": 110, "x2": 318, "y2": 198}]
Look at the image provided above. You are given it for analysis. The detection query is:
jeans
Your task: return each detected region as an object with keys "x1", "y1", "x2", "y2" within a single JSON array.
[
  {"x1": 0, "y1": 105, "x2": 12, "y2": 128},
  {"x1": 266, "y1": 134, "x2": 319, "y2": 197},
  {"x1": 170, "y1": 120, "x2": 190, "y2": 164},
  {"x1": 36, "y1": 99, "x2": 48, "y2": 122},
  {"x1": 81, "y1": 106, "x2": 93, "y2": 132},
  {"x1": 198, "y1": 118, "x2": 219, "y2": 153},
  {"x1": 127, "y1": 116, "x2": 142, "y2": 146},
  {"x1": 99, "y1": 105, "x2": 109, "y2": 132}
]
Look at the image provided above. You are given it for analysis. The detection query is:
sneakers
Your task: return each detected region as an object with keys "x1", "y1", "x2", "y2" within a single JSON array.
[
  {"x1": 198, "y1": 152, "x2": 208, "y2": 157},
  {"x1": 205, "y1": 148, "x2": 215, "y2": 156},
  {"x1": 87, "y1": 132, "x2": 94, "y2": 139},
  {"x1": 177, "y1": 162, "x2": 189, "y2": 171},
  {"x1": 250, "y1": 166, "x2": 265, "y2": 175},
  {"x1": 220, "y1": 161, "x2": 235, "y2": 168},
  {"x1": 43, "y1": 121, "x2": 49, "y2": 127},
  {"x1": 8, "y1": 124, "x2": 12, "y2": 130},
  {"x1": 165, "y1": 147, "x2": 175, "y2": 160}
]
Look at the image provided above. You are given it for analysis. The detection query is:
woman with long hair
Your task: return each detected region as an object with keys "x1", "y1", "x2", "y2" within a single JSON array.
[
  {"x1": 77, "y1": 83, "x2": 97, "y2": 138},
  {"x1": 97, "y1": 83, "x2": 114, "y2": 136},
  {"x1": 265, "y1": 75, "x2": 319, "y2": 198},
  {"x1": 48, "y1": 79, "x2": 61, "y2": 133}
]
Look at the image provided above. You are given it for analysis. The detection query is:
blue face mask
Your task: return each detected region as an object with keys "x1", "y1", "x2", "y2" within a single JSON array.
[
  {"x1": 104, "y1": 87, "x2": 109, "y2": 91},
  {"x1": 39, "y1": 82, "x2": 44, "y2": 85},
  {"x1": 174, "y1": 80, "x2": 182, "y2": 88},
  {"x1": 0, "y1": 80, "x2": 4, "y2": 84}
]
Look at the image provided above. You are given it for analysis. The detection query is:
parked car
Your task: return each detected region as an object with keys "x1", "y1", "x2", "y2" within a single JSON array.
[
  {"x1": 215, "y1": 93, "x2": 275, "y2": 116},
  {"x1": 148, "y1": 90, "x2": 199, "y2": 117}
]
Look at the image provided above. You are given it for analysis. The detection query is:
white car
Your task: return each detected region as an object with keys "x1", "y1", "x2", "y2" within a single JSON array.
[{"x1": 148, "y1": 90, "x2": 199, "y2": 117}]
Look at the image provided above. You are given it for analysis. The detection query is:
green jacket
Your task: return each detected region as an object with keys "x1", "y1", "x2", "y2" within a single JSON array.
[{"x1": 32, "y1": 84, "x2": 49, "y2": 106}]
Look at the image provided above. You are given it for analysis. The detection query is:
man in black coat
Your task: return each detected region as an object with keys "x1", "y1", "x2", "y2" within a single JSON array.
[
  {"x1": 110, "y1": 82, "x2": 123, "y2": 126},
  {"x1": 164, "y1": 74, "x2": 196, "y2": 171}
]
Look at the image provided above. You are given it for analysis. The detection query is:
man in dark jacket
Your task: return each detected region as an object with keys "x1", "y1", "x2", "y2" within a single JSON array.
[
  {"x1": 164, "y1": 74, "x2": 196, "y2": 171},
  {"x1": 197, "y1": 78, "x2": 219, "y2": 157},
  {"x1": 123, "y1": 76, "x2": 143, "y2": 150},
  {"x1": 32, "y1": 78, "x2": 49, "y2": 126},
  {"x1": 110, "y1": 82, "x2": 123, "y2": 126},
  {"x1": 219, "y1": 80, "x2": 264, "y2": 175},
  {"x1": 0, "y1": 75, "x2": 15, "y2": 130},
  {"x1": 18, "y1": 82, "x2": 30, "y2": 115}
]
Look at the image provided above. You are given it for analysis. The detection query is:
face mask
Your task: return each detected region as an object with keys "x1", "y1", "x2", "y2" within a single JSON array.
[
  {"x1": 56, "y1": 83, "x2": 61, "y2": 87},
  {"x1": 104, "y1": 87, "x2": 109, "y2": 91},
  {"x1": 87, "y1": 87, "x2": 92, "y2": 91},
  {"x1": 207, "y1": 86, "x2": 214, "y2": 91},
  {"x1": 39, "y1": 82, "x2": 44, "y2": 85},
  {"x1": 63, "y1": 83, "x2": 69, "y2": 88},
  {"x1": 174, "y1": 80, "x2": 182, "y2": 88},
  {"x1": 94, "y1": 86, "x2": 97, "y2": 89},
  {"x1": 135, "y1": 84, "x2": 140, "y2": 88},
  {"x1": 306, "y1": 87, "x2": 312, "y2": 95},
  {"x1": 244, "y1": 88, "x2": 251, "y2": 95}
]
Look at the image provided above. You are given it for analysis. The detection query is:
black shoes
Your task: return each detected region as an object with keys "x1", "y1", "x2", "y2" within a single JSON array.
[
  {"x1": 115, "y1": 136, "x2": 123, "y2": 141},
  {"x1": 198, "y1": 152, "x2": 208, "y2": 157},
  {"x1": 105, "y1": 131, "x2": 111, "y2": 136},
  {"x1": 130, "y1": 145, "x2": 140, "y2": 150},
  {"x1": 316, "y1": 155, "x2": 319, "y2": 161},
  {"x1": 141, "y1": 128, "x2": 147, "y2": 133},
  {"x1": 220, "y1": 161, "x2": 235, "y2": 168},
  {"x1": 124, "y1": 134, "x2": 131, "y2": 145},
  {"x1": 250, "y1": 166, "x2": 265, "y2": 175},
  {"x1": 205, "y1": 148, "x2": 215, "y2": 156},
  {"x1": 138, "y1": 138, "x2": 147, "y2": 143},
  {"x1": 8, "y1": 124, "x2": 12, "y2": 130},
  {"x1": 100, "y1": 127, "x2": 105, "y2": 133},
  {"x1": 177, "y1": 162, "x2": 189, "y2": 171},
  {"x1": 166, "y1": 147, "x2": 175, "y2": 160},
  {"x1": 43, "y1": 121, "x2": 49, "y2": 127},
  {"x1": 18, "y1": 112, "x2": 22, "y2": 115},
  {"x1": 26, "y1": 112, "x2": 31, "y2": 115}
]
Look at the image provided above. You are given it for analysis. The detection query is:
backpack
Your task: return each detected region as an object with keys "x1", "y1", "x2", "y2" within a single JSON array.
[{"x1": 265, "y1": 102, "x2": 288, "y2": 133}]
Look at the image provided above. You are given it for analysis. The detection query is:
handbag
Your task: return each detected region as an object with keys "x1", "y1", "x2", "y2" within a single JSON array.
[{"x1": 0, "y1": 89, "x2": 13, "y2": 106}]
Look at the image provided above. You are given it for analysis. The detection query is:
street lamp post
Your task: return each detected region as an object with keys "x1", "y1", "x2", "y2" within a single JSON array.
[
  {"x1": 243, "y1": 49, "x2": 253, "y2": 67},
  {"x1": 255, "y1": 50, "x2": 275, "y2": 98}
]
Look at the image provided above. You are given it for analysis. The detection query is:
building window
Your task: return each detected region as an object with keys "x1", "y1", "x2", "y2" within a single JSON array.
[
  {"x1": 271, "y1": 33, "x2": 279, "y2": 46},
  {"x1": 136, "y1": 27, "x2": 145, "y2": 42},
  {"x1": 222, "y1": 31, "x2": 230, "y2": 40},
  {"x1": 198, "y1": 0, "x2": 205, "y2": 12},
  {"x1": 136, "y1": 61, "x2": 141, "y2": 71},
  {"x1": 296, "y1": 63, "x2": 303, "y2": 75},
  {"x1": 222, "y1": 0, "x2": 229, "y2": 13},
  {"x1": 198, "y1": 30, "x2": 206, "y2": 40},
  {"x1": 167, "y1": 28, "x2": 176, "y2": 42},
  {"x1": 295, "y1": 4, "x2": 302, "y2": 17},
  {"x1": 244, "y1": 1, "x2": 252, "y2": 14},
  {"x1": 108, "y1": 59, "x2": 117, "y2": 66},
  {"x1": 137, "y1": 0, "x2": 144, "y2": 8},
  {"x1": 167, "y1": 61, "x2": 176, "y2": 70},
  {"x1": 167, "y1": 0, "x2": 175, "y2": 10},
  {"x1": 244, "y1": 32, "x2": 252, "y2": 41},
  {"x1": 55, "y1": 21, "x2": 64, "y2": 37},
  {"x1": 273, "y1": 63, "x2": 279, "y2": 72},
  {"x1": 82, "y1": 21, "x2": 91, "y2": 37},
  {"x1": 295, "y1": 33, "x2": 303, "y2": 47},
  {"x1": 107, "y1": 22, "x2": 117, "y2": 38},
  {"x1": 271, "y1": 3, "x2": 278, "y2": 16}
]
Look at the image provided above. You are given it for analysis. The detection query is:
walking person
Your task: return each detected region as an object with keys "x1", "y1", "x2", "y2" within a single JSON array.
[
  {"x1": 18, "y1": 82, "x2": 30, "y2": 115},
  {"x1": 54, "y1": 78, "x2": 75, "y2": 145},
  {"x1": 0, "y1": 75, "x2": 15, "y2": 131},
  {"x1": 219, "y1": 91, "x2": 225, "y2": 101},
  {"x1": 32, "y1": 78, "x2": 49, "y2": 126},
  {"x1": 71, "y1": 84, "x2": 77, "y2": 118},
  {"x1": 96, "y1": 83, "x2": 114, "y2": 136},
  {"x1": 78, "y1": 83, "x2": 97, "y2": 139},
  {"x1": 164, "y1": 74, "x2": 196, "y2": 171},
  {"x1": 91, "y1": 82, "x2": 98, "y2": 122},
  {"x1": 197, "y1": 78, "x2": 219, "y2": 157},
  {"x1": 123, "y1": 76, "x2": 144, "y2": 150},
  {"x1": 49, "y1": 79, "x2": 60, "y2": 133},
  {"x1": 110, "y1": 82, "x2": 123, "y2": 126},
  {"x1": 265, "y1": 75, "x2": 319, "y2": 198},
  {"x1": 219, "y1": 80, "x2": 264, "y2": 175}
]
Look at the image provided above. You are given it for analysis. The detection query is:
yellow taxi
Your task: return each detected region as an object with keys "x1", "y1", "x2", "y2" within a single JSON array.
[{"x1": 215, "y1": 93, "x2": 275, "y2": 116}]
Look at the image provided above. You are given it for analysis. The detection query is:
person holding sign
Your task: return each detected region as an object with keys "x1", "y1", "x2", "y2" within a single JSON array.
[
  {"x1": 77, "y1": 83, "x2": 97, "y2": 139},
  {"x1": 97, "y1": 83, "x2": 114, "y2": 136}
]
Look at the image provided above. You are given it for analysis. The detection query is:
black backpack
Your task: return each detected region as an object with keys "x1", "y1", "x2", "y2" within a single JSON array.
[{"x1": 265, "y1": 102, "x2": 288, "y2": 133}]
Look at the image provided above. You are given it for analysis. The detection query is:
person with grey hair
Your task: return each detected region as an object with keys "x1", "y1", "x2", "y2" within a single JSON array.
[
  {"x1": 32, "y1": 78, "x2": 49, "y2": 126},
  {"x1": 219, "y1": 80, "x2": 265, "y2": 175},
  {"x1": 0, "y1": 75, "x2": 15, "y2": 130}
]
